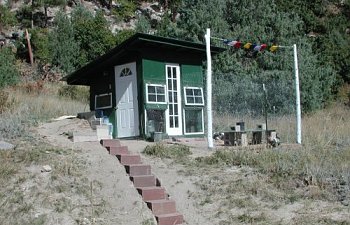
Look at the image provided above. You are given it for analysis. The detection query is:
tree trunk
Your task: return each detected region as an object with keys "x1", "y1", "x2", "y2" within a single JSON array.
[{"x1": 25, "y1": 29, "x2": 34, "y2": 66}]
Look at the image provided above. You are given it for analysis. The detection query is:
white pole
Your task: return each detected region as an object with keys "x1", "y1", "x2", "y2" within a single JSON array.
[
  {"x1": 205, "y1": 28, "x2": 214, "y2": 149},
  {"x1": 293, "y1": 44, "x2": 302, "y2": 144}
]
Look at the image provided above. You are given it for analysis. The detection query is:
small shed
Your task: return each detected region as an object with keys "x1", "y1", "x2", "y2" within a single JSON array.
[{"x1": 65, "y1": 33, "x2": 224, "y2": 139}]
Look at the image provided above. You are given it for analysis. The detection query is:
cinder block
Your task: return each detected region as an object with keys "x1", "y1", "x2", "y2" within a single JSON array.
[
  {"x1": 137, "y1": 187, "x2": 166, "y2": 201},
  {"x1": 108, "y1": 146, "x2": 129, "y2": 156},
  {"x1": 147, "y1": 199, "x2": 177, "y2": 215},
  {"x1": 155, "y1": 212, "x2": 184, "y2": 225},
  {"x1": 130, "y1": 175, "x2": 156, "y2": 188},
  {"x1": 117, "y1": 154, "x2": 141, "y2": 165},
  {"x1": 100, "y1": 139, "x2": 121, "y2": 148},
  {"x1": 125, "y1": 164, "x2": 151, "y2": 176}
]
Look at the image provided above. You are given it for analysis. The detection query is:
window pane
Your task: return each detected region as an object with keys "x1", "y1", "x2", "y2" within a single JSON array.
[
  {"x1": 195, "y1": 96, "x2": 203, "y2": 104},
  {"x1": 169, "y1": 92, "x2": 173, "y2": 103},
  {"x1": 174, "y1": 117, "x2": 179, "y2": 128},
  {"x1": 185, "y1": 109, "x2": 203, "y2": 133},
  {"x1": 169, "y1": 105, "x2": 173, "y2": 115},
  {"x1": 172, "y1": 67, "x2": 176, "y2": 78},
  {"x1": 148, "y1": 86, "x2": 155, "y2": 94},
  {"x1": 168, "y1": 82, "x2": 172, "y2": 90},
  {"x1": 148, "y1": 94, "x2": 156, "y2": 102},
  {"x1": 193, "y1": 89, "x2": 202, "y2": 96},
  {"x1": 186, "y1": 88, "x2": 192, "y2": 96},
  {"x1": 174, "y1": 104, "x2": 178, "y2": 115},
  {"x1": 170, "y1": 116, "x2": 174, "y2": 127},
  {"x1": 187, "y1": 97, "x2": 194, "y2": 104},
  {"x1": 173, "y1": 81, "x2": 177, "y2": 90},
  {"x1": 157, "y1": 95, "x2": 165, "y2": 102},
  {"x1": 156, "y1": 86, "x2": 165, "y2": 94},
  {"x1": 167, "y1": 67, "x2": 171, "y2": 78}
]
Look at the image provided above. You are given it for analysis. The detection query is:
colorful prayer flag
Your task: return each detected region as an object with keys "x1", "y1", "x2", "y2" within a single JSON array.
[
  {"x1": 243, "y1": 42, "x2": 252, "y2": 50},
  {"x1": 223, "y1": 39, "x2": 242, "y2": 48},
  {"x1": 269, "y1": 45, "x2": 279, "y2": 52}
]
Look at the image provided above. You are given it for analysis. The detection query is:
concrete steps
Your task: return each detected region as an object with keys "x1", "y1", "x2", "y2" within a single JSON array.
[
  {"x1": 130, "y1": 175, "x2": 156, "y2": 188},
  {"x1": 100, "y1": 139, "x2": 184, "y2": 225}
]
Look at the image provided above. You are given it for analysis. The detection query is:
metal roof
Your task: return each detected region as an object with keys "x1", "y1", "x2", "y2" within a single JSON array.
[{"x1": 65, "y1": 33, "x2": 225, "y2": 85}]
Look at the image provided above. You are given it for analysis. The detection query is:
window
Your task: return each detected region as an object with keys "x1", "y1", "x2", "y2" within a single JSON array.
[
  {"x1": 184, "y1": 87, "x2": 204, "y2": 105},
  {"x1": 146, "y1": 84, "x2": 166, "y2": 104},
  {"x1": 184, "y1": 109, "x2": 204, "y2": 134},
  {"x1": 120, "y1": 67, "x2": 132, "y2": 77},
  {"x1": 95, "y1": 93, "x2": 112, "y2": 109}
]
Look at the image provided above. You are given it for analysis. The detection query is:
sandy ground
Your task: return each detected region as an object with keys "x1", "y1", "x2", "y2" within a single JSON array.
[
  {"x1": 37, "y1": 117, "x2": 217, "y2": 225},
  {"x1": 36, "y1": 118, "x2": 350, "y2": 225}
]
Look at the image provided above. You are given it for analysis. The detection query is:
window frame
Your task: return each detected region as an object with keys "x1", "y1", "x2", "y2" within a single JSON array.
[
  {"x1": 146, "y1": 83, "x2": 167, "y2": 104},
  {"x1": 183, "y1": 108, "x2": 205, "y2": 135},
  {"x1": 184, "y1": 87, "x2": 204, "y2": 106},
  {"x1": 95, "y1": 92, "x2": 112, "y2": 110}
]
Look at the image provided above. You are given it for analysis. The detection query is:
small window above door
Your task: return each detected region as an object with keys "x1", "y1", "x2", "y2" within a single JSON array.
[{"x1": 120, "y1": 67, "x2": 132, "y2": 77}]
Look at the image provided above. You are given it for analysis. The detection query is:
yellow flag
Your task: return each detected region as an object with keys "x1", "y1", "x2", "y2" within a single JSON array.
[
  {"x1": 243, "y1": 42, "x2": 252, "y2": 50},
  {"x1": 269, "y1": 45, "x2": 279, "y2": 52}
]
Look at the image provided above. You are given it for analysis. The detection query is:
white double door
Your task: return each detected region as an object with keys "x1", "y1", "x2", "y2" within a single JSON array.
[
  {"x1": 165, "y1": 64, "x2": 183, "y2": 136},
  {"x1": 115, "y1": 62, "x2": 139, "y2": 138}
]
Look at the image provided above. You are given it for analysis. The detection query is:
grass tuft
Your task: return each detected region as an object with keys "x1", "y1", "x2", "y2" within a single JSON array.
[{"x1": 143, "y1": 143, "x2": 192, "y2": 160}]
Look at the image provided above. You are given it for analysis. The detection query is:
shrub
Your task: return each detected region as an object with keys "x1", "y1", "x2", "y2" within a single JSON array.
[
  {"x1": 0, "y1": 47, "x2": 20, "y2": 88},
  {"x1": 58, "y1": 84, "x2": 89, "y2": 103},
  {"x1": 143, "y1": 143, "x2": 192, "y2": 159}
]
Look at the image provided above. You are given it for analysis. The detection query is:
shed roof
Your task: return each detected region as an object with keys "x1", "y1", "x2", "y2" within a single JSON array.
[{"x1": 65, "y1": 33, "x2": 225, "y2": 85}]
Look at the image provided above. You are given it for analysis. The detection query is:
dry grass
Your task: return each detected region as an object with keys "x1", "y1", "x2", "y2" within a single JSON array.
[
  {"x1": 0, "y1": 83, "x2": 94, "y2": 224},
  {"x1": 0, "y1": 84, "x2": 88, "y2": 139},
  {"x1": 176, "y1": 103, "x2": 350, "y2": 224}
]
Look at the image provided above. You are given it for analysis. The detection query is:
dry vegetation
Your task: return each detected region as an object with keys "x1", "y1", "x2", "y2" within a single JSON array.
[
  {"x1": 0, "y1": 84, "x2": 102, "y2": 225},
  {"x1": 144, "y1": 103, "x2": 350, "y2": 224},
  {"x1": 1, "y1": 83, "x2": 349, "y2": 224}
]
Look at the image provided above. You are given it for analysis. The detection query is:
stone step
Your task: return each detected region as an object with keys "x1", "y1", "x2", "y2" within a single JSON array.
[
  {"x1": 146, "y1": 199, "x2": 177, "y2": 215},
  {"x1": 137, "y1": 187, "x2": 166, "y2": 201},
  {"x1": 100, "y1": 139, "x2": 121, "y2": 148},
  {"x1": 155, "y1": 212, "x2": 184, "y2": 225},
  {"x1": 117, "y1": 154, "x2": 141, "y2": 165},
  {"x1": 125, "y1": 164, "x2": 152, "y2": 176},
  {"x1": 130, "y1": 175, "x2": 156, "y2": 188},
  {"x1": 108, "y1": 146, "x2": 129, "y2": 156}
]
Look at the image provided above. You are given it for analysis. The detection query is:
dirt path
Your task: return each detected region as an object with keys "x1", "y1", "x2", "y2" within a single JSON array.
[
  {"x1": 37, "y1": 118, "x2": 154, "y2": 225},
  {"x1": 37, "y1": 118, "x2": 216, "y2": 225}
]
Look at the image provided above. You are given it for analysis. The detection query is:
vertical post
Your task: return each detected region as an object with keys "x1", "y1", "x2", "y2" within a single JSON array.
[
  {"x1": 25, "y1": 29, "x2": 34, "y2": 66},
  {"x1": 293, "y1": 44, "x2": 302, "y2": 144},
  {"x1": 263, "y1": 83, "x2": 268, "y2": 145},
  {"x1": 205, "y1": 28, "x2": 214, "y2": 149}
]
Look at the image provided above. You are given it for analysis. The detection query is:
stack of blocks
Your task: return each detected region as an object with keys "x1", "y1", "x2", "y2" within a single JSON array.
[{"x1": 100, "y1": 139, "x2": 184, "y2": 225}]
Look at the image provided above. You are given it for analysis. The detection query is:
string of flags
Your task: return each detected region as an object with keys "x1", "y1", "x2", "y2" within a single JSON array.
[{"x1": 212, "y1": 37, "x2": 279, "y2": 53}]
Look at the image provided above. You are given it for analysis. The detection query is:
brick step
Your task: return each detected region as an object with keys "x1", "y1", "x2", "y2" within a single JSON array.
[
  {"x1": 100, "y1": 139, "x2": 121, "y2": 148},
  {"x1": 117, "y1": 154, "x2": 141, "y2": 165},
  {"x1": 125, "y1": 164, "x2": 151, "y2": 176},
  {"x1": 137, "y1": 187, "x2": 166, "y2": 201},
  {"x1": 130, "y1": 175, "x2": 156, "y2": 188},
  {"x1": 146, "y1": 199, "x2": 177, "y2": 215},
  {"x1": 108, "y1": 146, "x2": 129, "y2": 156},
  {"x1": 155, "y1": 212, "x2": 183, "y2": 225}
]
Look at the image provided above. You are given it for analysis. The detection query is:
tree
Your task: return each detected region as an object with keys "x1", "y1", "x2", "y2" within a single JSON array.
[
  {"x1": 71, "y1": 7, "x2": 116, "y2": 66},
  {"x1": 49, "y1": 12, "x2": 79, "y2": 74},
  {"x1": 0, "y1": 47, "x2": 19, "y2": 88},
  {"x1": 0, "y1": 5, "x2": 17, "y2": 31}
]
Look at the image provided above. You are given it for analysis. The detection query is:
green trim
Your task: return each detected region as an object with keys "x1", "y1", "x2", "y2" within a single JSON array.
[{"x1": 145, "y1": 103, "x2": 168, "y2": 110}]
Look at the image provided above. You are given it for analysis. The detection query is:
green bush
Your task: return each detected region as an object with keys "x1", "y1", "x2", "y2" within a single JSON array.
[
  {"x1": 0, "y1": 5, "x2": 17, "y2": 29},
  {"x1": 111, "y1": 0, "x2": 137, "y2": 21},
  {"x1": 0, "y1": 47, "x2": 19, "y2": 88}
]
